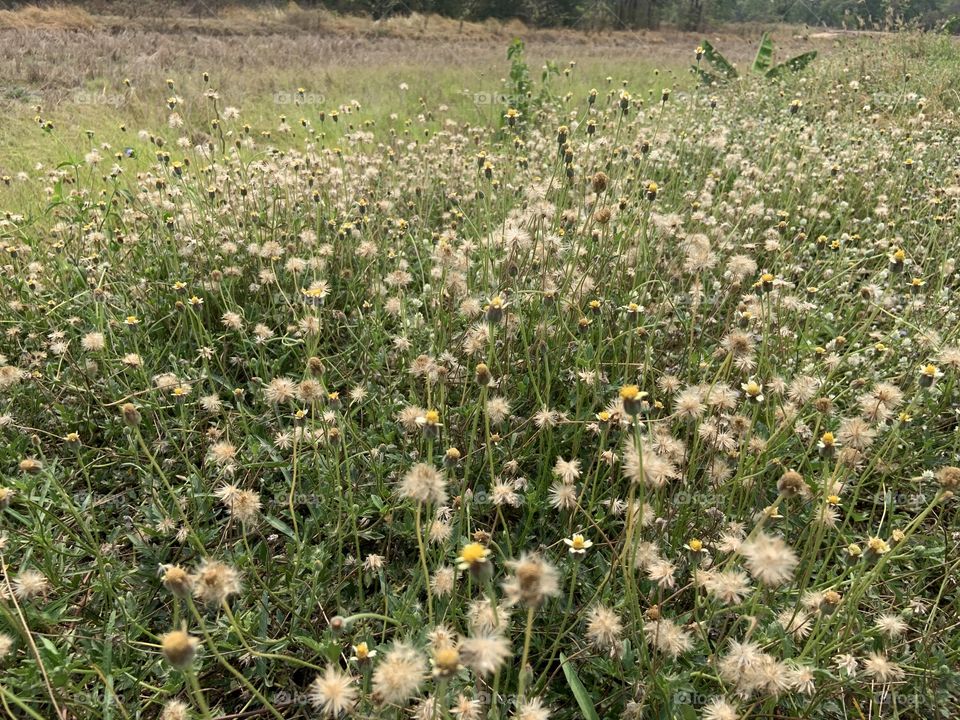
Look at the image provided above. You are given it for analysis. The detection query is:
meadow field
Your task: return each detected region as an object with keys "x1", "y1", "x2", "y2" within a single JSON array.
[{"x1": 0, "y1": 7, "x2": 959, "y2": 720}]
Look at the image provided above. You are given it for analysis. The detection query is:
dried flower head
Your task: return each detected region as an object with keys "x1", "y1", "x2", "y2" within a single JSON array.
[
  {"x1": 308, "y1": 666, "x2": 357, "y2": 717},
  {"x1": 161, "y1": 629, "x2": 198, "y2": 669},
  {"x1": 502, "y1": 553, "x2": 560, "y2": 608},
  {"x1": 371, "y1": 642, "x2": 427, "y2": 706},
  {"x1": 399, "y1": 463, "x2": 447, "y2": 506},
  {"x1": 192, "y1": 559, "x2": 242, "y2": 605}
]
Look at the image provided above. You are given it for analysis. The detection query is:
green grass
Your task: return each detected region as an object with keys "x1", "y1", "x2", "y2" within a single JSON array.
[
  {"x1": 0, "y1": 29, "x2": 959, "y2": 720},
  {"x1": 1, "y1": 51, "x2": 685, "y2": 205}
]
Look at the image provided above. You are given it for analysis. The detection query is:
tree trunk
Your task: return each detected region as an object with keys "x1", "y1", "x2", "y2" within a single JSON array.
[{"x1": 683, "y1": 0, "x2": 705, "y2": 30}]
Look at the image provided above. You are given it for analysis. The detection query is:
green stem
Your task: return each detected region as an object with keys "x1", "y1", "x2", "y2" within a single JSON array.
[
  {"x1": 517, "y1": 605, "x2": 536, "y2": 701},
  {"x1": 186, "y1": 670, "x2": 213, "y2": 720},
  {"x1": 415, "y1": 503, "x2": 434, "y2": 625},
  {"x1": 186, "y1": 600, "x2": 285, "y2": 720}
]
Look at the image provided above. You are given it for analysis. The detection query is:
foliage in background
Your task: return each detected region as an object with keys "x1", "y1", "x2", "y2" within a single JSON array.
[
  {"x1": 693, "y1": 33, "x2": 817, "y2": 84},
  {"x1": 5, "y1": 0, "x2": 960, "y2": 30}
]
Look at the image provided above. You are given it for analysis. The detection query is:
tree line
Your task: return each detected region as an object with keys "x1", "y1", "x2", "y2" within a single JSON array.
[
  {"x1": 290, "y1": 0, "x2": 960, "y2": 31},
  {"x1": 11, "y1": 0, "x2": 960, "y2": 31}
]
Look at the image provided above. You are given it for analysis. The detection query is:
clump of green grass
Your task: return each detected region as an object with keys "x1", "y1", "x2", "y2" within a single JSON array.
[{"x1": 0, "y1": 30, "x2": 958, "y2": 720}]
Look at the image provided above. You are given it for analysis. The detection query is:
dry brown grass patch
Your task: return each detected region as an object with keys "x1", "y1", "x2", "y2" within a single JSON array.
[{"x1": 0, "y1": 4, "x2": 95, "y2": 30}]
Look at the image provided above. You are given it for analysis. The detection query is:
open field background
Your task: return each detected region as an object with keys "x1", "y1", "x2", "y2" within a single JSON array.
[
  {"x1": 0, "y1": 4, "x2": 859, "y2": 195},
  {"x1": 0, "y1": 6, "x2": 959, "y2": 720}
]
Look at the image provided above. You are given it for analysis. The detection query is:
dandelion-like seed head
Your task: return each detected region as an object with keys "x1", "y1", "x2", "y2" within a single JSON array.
[
  {"x1": 399, "y1": 463, "x2": 447, "y2": 506},
  {"x1": 502, "y1": 552, "x2": 560, "y2": 608},
  {"x1": 308, "y1": 665, "x2": 357, "y2": 717},
  {"x1": 191, "y1": 559, "x2": 242, "y2": 605},
  {"x1": 161, "y1": 629, "x2": 198, "y2": 669}
]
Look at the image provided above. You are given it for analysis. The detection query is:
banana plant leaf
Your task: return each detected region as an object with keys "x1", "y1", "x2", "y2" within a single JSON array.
[
  {"x1": 766, "y1": 50, "x2": 818, "y2": 78},
  {"x1": 752, "y1": 32, "x2": 775, "y2": 73},
  {"x1": 691, "y1": 66, "x2": 720, "y2": 85},
  {"x1": 700, "y1": 39, "x2": 738, "y2": 79}
]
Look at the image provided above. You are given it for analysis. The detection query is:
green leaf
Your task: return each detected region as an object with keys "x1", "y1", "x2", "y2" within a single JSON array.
[
  {"x1": 293, "y1": 635, "x2": 327, "y2": 654},
  {"x1": 691, "y1": 65, "x2": 719, "y2": 86},
  {"x1": 39, "y1": 636, "x2": 62, "y2": 662},
  {"x1": 752, "y1": 32, "x2": 775, "y2": 74},
  {"x1": 507, "y1": 37, "x2": 524, "y2": 61},
  {"x1": 101, "y1": 610, "x2": 117, "y2": 720},
  {"x1": 265, "y1": 514, "x2": 296, "y2": 539},
  {"x1": 560, "y1": 653, "x2": 600, "y2": 720},
  {"x1": 767, "y1": 51, "x2": 818, "y2": 79},
  {"x1": 700, "y1": 39, "x2": 738, "y2": 79}
]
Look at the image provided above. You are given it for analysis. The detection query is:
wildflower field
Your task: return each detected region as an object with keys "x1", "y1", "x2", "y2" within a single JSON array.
[{"x1": 0, "y1": 19, "x2": 959, "y2": 720}]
